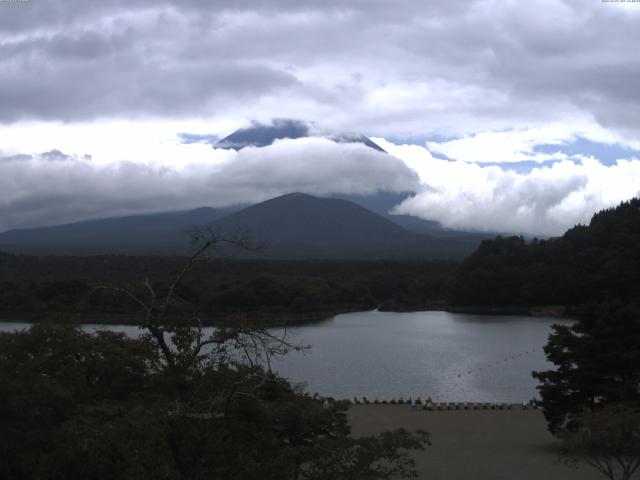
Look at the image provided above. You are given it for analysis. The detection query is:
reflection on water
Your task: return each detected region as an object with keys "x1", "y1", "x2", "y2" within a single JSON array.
[
  {"x1": 0, "y1": 310, "x2": 569, "y2": 402},
  {"x1": 271, "y1": 310, "x2": 569, "y2": 402}
]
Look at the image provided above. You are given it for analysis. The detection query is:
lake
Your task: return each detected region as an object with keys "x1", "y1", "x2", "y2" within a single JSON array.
[{"x1": 0, "y1": 310, "x2": 569, "y2": 403}]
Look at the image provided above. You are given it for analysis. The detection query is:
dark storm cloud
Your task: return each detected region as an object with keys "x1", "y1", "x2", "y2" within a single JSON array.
[
  {"x1": 0, "y1": 0, "x2": 638, "y2": 137},
  {"x1": 0, "y1": 34, "x2": 299, "y2": 122}
]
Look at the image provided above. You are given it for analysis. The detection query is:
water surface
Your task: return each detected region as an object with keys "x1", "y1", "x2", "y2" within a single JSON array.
[
  {"x1": 271, "y1": 310, "x2": 568, "y2": 402},
  {"x1": 0, "y1": 310, "x2": 568, "y2": 402}
]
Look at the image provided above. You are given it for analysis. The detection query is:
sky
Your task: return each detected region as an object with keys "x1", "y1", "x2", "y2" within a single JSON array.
[{"x1": 1, "y1": 0, "x2": 640, "y2": 236}]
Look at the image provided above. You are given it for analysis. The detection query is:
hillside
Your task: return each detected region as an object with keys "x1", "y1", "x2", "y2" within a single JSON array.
[
  {"x1": 214, "y1": 193, "x2": 488, "y2": 259},
  {"x1": 0, "y1": 207, "x2": 238, "y2": 255},
  {"x1": 0, "y1": 193, "x2": 486, "y2": 259},
  {"x1": 214, "y1": 192, "x2": 419, "y2": 258},
  {"x1": 449, "y1": 198, "x2": 640, "y2": 307}
]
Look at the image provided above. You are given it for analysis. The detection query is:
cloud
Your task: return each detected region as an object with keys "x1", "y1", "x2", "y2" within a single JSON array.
[
  {"x1": 0, "y1": 0, "x2": 639, "y2": 145},
  {"x1": 425, "y1": 127, "x2": 576, "y2": 164},
  {"x1": 0, "y1": 138, "x2": 419, "y2": 232},
  {"x1": 2, "y1": 0, "x2": 640, "y2": 235},
  {"x1": 2, "y1": 131, "x2": 639, "y2": 237},
  {"x1": 375, "y1": 138, "x2": 640, "y2": 236}
]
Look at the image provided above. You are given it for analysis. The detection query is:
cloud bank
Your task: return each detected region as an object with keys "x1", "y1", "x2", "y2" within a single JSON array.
[
  {"x1": 375, "y1": 139, "x2": 640, "y2": 236},
  {"x1": 1, "y1": 0, "x2": 639, "y2": 143},
  {"x1": 1, "y1": 0, "x2": 639, "y2": 237},
  {"x1": 0, "y1": 138, "x2": 419, "y2": 232},
  {"x1": 2, "y1": 134, "x2": 639, "y2": 237}
]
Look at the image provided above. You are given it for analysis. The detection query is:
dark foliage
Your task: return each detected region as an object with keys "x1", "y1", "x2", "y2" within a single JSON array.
[
  {"x1": 559, "y1": 405, "x2": 640, "y2": 480},
  {"x1": 0, "y1": 324, "x2": 429, "y2": 480},
  {"x1": 0, "y1": 255, "x2": 454, "y2": 323},
  {"x1": 1, "y1": 233, "x2": 431, "y2": 480},
  {"x1": 450, "y1": 198, "x2": 640, "y2": 308},
  {"x1": 533, "y1": 302, "x2": 640, "y2": 434}
]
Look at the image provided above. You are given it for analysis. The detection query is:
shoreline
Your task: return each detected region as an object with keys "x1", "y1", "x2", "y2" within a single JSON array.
[
  {"x1": 0, "y1": 310, "x2": 343, "y2": 327},
  {"x1": 0, "y1": 304, "x2": 570, "y2": 327},
  {"x1": 443, "y1": 305, "x2": 567, "y2": 318}
]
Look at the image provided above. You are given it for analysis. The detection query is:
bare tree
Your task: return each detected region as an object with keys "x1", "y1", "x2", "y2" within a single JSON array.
[
  {"x1": 560, "y1": 405, "x2": 640, "y2": 480},
  {"x1": 90, "y1": 226, "x2": 301, "y2": 374}
]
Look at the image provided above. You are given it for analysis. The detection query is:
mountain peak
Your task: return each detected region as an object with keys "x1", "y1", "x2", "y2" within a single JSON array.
[
  {"x1": 215, "y1": 119, "x2": 385, "y2": 152},
  {"x1": 0, "y1": 192, "x2": 487, "y2": 259}
]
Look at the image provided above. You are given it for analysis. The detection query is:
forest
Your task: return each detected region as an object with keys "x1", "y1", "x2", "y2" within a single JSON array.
[
  {"x1": 450, "y1": 198, "x2": 640, "y2": 310},
  {"x1": 2, "y1": 199, "x2": 640, "y2": 325},
  {"x1": 0, "y1": 254, "x2": 454, "y2": 324}
]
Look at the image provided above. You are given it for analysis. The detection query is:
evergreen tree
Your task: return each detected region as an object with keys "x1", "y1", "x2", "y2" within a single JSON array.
[{"x1": 533, "y1": 303, "x2": 640, "y2": 434}]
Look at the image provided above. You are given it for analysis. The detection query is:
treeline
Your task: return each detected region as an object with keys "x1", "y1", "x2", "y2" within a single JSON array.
[
  {"x1": 6, "y1": 197, "x2": 638, "y2": 322},
  {"x1": 0, "y1": 254, "x2": 454, "y2": 323},
  {"x1": 450, "y1": 198, "x2": 640, "y2": 308}
]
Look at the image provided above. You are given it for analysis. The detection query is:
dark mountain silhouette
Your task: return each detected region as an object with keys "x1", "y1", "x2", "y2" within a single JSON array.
[
  {"x1": 213, "y1": 193, "x2": 413, "y2": 258},
  {"x1": 0, "y1": 207, "x2": 240, "y2": 255},
  {"x1": 213, "y1": 193, "x2": 490, "y2": 259},
  {"x1": 214, "y1": 119, "x2": 385, "y2": 152},
  {"x1": 0, "y1": 193, "x2": 487, "y2": 259}
]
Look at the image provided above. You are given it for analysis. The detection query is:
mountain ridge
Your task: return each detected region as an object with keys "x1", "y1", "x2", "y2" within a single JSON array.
[{"x1": 0, "y1": 193, "x2": 488, "y2": 259}]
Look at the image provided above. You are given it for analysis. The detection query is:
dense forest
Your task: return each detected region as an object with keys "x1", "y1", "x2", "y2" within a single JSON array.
[
  {"x1": 0, "y1": 254, "x2": 454, "y2": 324},
  {"x1": 2, "y1": 198, "x2": 639, "y2": 324},
  {"x1": 450, "y1": 198, "x2": 640, "y2": 309}
]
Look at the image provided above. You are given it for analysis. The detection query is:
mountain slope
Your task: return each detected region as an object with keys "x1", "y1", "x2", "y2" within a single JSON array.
[
  {"x1": 450, "y1": 197, "x2": 640, "y2": 306},
  {"x1": 213, "y1": 193, "x2": 415, "y2": 258},
  {"x1": 0, "y1": 193, "x2": 486, "y2": 259},
  {"x1": 0, "y1": 207, "x2": 238, "y2": 255},
  {"x1": 212, "y1": 193, "x2": 487, "y2": 259}
]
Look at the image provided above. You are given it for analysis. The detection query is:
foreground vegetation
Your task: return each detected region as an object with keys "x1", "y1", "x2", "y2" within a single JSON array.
[
  {"x1": 0, "y1": 323, "x2": 430, "y2": 480},
  {"x1": 0, "y1": 236, "x2": 430, "y2": 480},
  {"x1": 533, "y1": 300, "x2": 640, "y2": 479}
]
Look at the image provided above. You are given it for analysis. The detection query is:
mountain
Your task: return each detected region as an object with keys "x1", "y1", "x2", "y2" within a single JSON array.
[
  {"x1": 213, "y1": 193, "x2": 489, "y2": 259},
  {"x1": 214, "y1": 119, "x2": 385, "y2": 152},
  {"x1": 213, "y1": 192, "x2": 418, "y2": 258},
  {"x1": 0, "y1": 207, "x2": 240, "y2": 255},
  {"x1": 0, "y1": 193, "x2": 485, "y2": 259},
  {"x1": 213, "y1": 120, "x2": 484, "y2": 237}
]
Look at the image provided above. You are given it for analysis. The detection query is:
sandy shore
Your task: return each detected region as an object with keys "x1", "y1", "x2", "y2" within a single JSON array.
[{"x1": 349, "y1": 405, "x2": 601, "y2": 480}]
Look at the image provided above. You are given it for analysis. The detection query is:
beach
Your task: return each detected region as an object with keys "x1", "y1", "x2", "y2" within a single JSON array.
[{"x1": 349, "y1": 405, "x2": 602, "y2": 480}]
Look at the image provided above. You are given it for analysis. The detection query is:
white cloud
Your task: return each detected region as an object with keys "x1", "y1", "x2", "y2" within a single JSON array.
[
  {"x1": 423, "y1": 124, "x2": 632, "y2": 164},
  {"x1": 426, "y1": 128, "x2": 572, "y2": 163},
  {"x1": 375, "y1": 138, "x2": 640, "y2": 236},
  {"x1": 1, "y1": 0, "x2": 640, "y2": 143},
  {"x1": 0, "y1": 137, "x2": 419, "y2": 231},
  {"x1": 2, "y1": 129, "x2": 639, "y2": 238},
  {"x1": 0, "y1": 120, "x2": 240, "y2": 166}
]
